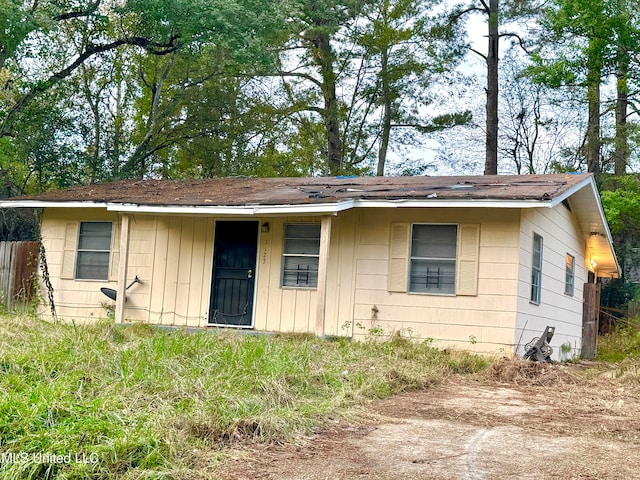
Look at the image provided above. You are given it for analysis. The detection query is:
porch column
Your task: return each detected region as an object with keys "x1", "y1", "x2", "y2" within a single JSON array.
[
  {"x1": 115, "y1": 214, "x2": 130, "y2": 324},
  {"x1": 315, "y1": 215, "x2": 332, "y2": 336}
]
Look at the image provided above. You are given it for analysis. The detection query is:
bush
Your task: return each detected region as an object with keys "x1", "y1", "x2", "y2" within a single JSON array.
[{"x1": 597, "y1": 316, "x2": 640, "y2": 362}]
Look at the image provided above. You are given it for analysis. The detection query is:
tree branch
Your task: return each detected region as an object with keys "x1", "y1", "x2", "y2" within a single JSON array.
[
  {"x1": 469, "y1": 47, "x2": 487, "y2": 61},
  {"x1": 499, "y1": 32, "x2": 532, "y2": 55},
  {"x1": 449, "y1": 5, "x2": 486, "y2": 23},
  {"x1": 0, "y1": 36, "x2": 180, "y2": 137}
]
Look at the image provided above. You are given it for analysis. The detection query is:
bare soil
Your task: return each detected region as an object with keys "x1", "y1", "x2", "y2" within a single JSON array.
[{"x1": 219, "y1": 360, "x2": 640, "y2": 480}]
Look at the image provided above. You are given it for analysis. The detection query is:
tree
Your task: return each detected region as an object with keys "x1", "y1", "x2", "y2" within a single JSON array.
[
  {"x1": 357, "y1": 0, "x2": 468, "y2": 176},
  {"x1": 528, "y1": 0, "x2": 640, "y2": 174},
  {"x1": 0, "y1": 0, "x2": 285, "y2": 188},
  {"x1": 498, "y1": 49, "x2": 586, "y2": 174},
  {"x1": 449, "y1": 0, "x2": 542, "y2": 175}
]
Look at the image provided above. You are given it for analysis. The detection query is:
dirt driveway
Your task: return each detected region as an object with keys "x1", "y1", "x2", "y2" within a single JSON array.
[{"x1": 220, "y1": 360, "x2": 640, "y2": 480}]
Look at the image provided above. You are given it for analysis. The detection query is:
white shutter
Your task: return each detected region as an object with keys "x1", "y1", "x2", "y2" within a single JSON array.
[
  {"x1": 456, "y1": 224, "x2": 480, "y2": 296},
  {"x1": 388, "y1": 223, "x2": 410, "y2": 292},
  {"x1": 109, "y1": 220, "x2": 120, "y2": 281},
  {"x1": 61, "y1": 222, "x2": 78, "y2": 279}
]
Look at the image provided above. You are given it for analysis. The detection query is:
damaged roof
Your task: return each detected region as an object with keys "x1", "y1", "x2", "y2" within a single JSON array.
[
  {"x1": 0, "y1": 173, "x2": 619, "y2": 276},
  {"x1": 1, "y1": 173, "x2": 592, "y2": 207}
]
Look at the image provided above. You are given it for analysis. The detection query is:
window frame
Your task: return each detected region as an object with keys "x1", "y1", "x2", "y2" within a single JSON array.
[
  {"x1": 408, "y1": 223, "x2": 458, "y2": 295},
  {"x1": 530, "y1": 233, "x2": 543, "y2": 305},
  {"x1": 281, "y1": 223, "x2": 321, "y2": 289},
  {"x1": 565, "y1": 253, "x2": 575, "y2": 296},
  {"x1": 75, "y1": 221, "x2": 113, "y2": 281}
]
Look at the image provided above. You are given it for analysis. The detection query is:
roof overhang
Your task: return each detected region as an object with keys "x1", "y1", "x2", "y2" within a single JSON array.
[
  {"x1": 0, "y1": 197, "x2": 561, "y2": 213},
  {"x1": 550, "y1": 177, "x2": 620, "y2": 278}
]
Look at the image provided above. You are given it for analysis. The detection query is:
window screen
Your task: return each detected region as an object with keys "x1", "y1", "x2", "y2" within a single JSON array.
[
  {"x1": 76, "y1": 222, "x2": 112, "y2": 280},
  {"x1": 282, "y1": 223, "x2": 320, "y2": 288},
  {"x1": 409, "y1": 224, "x2": 457, "y2": 294}
]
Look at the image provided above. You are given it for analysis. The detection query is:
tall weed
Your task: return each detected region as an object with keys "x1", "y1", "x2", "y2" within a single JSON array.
[
  {"x1": 0, "y1": 317, "x2": 487, "y2": 479},
  {"x1": 597, "y1": 316, "x2": 640, "y2": 362}
]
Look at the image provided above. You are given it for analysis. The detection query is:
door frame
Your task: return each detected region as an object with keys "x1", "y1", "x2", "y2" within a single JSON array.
[{"x1": 207, "y1": 219, "x2": 261, "y2": 328}]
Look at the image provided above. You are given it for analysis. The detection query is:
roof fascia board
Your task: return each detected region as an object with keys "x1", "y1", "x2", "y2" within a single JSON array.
[
  {"x1": 109, "y1": 199, "x2": 548, "y2": 213},
  {"x1": 0, "y1": 200, "x2": 109, "y2": 209},
  {"x1": 110, "y1": 202, "x2": 351, "y2": 215},
  {"x1": 551, "y1": 176, "x2": 620, "y2": 275},
  {"x1": 352, "y1": 199, "x2": 548, "y2": 209},
  {"x1": 547, "y1": 175, "x2": 594, "y2": 207},
  {"x1": 0, "y1": 198, "x2": 553, "y2": 213},
  {"x1": 553, "y1": 176, "x2": 616, "y2": 245}
]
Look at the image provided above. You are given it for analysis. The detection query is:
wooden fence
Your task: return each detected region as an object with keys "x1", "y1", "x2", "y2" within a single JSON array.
[{"x1": 0, "y1": 241, "x2": 40, "y2": 310}]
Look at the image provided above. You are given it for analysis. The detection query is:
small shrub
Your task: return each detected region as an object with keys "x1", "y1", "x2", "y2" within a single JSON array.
[{"x1": 597, "y1": 316, "x2": 640, "y2": 362}]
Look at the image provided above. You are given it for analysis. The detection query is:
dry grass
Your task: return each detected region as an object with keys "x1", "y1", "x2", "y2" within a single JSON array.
[
  {"x1": 0, "y1": 316, "x2": 489, "y2": 479},
  {"x1": 485, "y1": 357, "x2": 584, "y2": 386}
]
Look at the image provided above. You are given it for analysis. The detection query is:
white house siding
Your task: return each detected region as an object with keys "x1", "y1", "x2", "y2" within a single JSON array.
[
  {"x1": 352, "y1": 207, "x2": 521, "y2": 355},
  {"x1": 516, "y1": 205, "x2": 587, "y2": 360}
]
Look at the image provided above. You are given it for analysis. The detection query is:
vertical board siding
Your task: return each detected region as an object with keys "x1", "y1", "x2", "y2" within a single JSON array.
[
  {"x1": 516, "y1": 205, "x2": 587, "y2": 360},
  {"x1": 39, "y1": 208, "x2": 120, "y2": 321},
  {"x1": 0, "y1": 241, "x2": 40, "y2": 309},
  {"x1": 175, "y1": 217, "x2": 194, "y2": 326},
  {"x1": 254, "y1": 211, "x2": 359, "y2": 336},
  {"x1": 39, "y1": 209, "x2": 215, "y2": 325}
]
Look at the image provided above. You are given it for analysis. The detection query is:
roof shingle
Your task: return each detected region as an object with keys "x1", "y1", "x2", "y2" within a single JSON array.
[{"x1": 6, "y1": 174, "x2": 591, "y2": 207}]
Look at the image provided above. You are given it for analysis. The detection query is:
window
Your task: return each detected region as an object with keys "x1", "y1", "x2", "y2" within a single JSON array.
[
  {"x1": 76, "y1": 222, "x2": 112, "y2": 280},
  {"x1": 409, "y1": 224, "x2": 457, "y2": 294},
  {"x1": 565, "y1": 254, "x2": 575, "y2": 296},
  {"x1": 281, "y1": 223, "x2": 320, "y2": 288},
  {"x1": 530, "y1": 233, "x2": 543, "y2": 304}
]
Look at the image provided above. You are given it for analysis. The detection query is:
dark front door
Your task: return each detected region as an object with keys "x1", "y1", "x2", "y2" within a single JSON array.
[{"x1": 209, "y1": 221, "x2": 258, "y2": 327}]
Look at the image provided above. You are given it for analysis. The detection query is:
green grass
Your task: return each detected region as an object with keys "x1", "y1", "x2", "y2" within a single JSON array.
[
  {"x1": 0, "y1": 317, "x2": 488, "y2": 479},
  {"x1": 597, "y1": 316, "x2": 640, "y2": 362}
]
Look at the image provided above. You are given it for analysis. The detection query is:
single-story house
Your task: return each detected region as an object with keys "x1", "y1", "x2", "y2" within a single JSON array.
[{"x1": 0, "y1": 174, "x2": 619, "y2": 359}]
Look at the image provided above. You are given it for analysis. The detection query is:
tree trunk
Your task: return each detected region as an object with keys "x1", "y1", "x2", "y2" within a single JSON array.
[
  {"x1": 377, "y1": 47, "x2": 391, "y2": 177},
  {"x1": 614, "y1": 58, "x2": 629, "y2": 176},
  {"x1": 586, "y1": 82, "x2": 600, "y2": 173},
  {"x1": 586, "y1": 62, "x2": 601, "y2": 173},
  {"x1": 484, "y1": 0, "x2": 499, "y2": 175},
  {"x1": 313, "y1": 31, "x2": 342, "y2": 176}
]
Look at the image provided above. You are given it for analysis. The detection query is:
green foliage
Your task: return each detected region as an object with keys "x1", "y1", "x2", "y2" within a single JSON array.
[
  {"x1": 598, "y1": 175, "x2": 640, "y2": 309},
  {"x1": 600, "y1": 278, "x2": 638, "y2": 312},
  {"x1": 0, "y1": 317, "x2": 488, "y2": 478},
  {"x1": 600, "y1": 175, "x2": 640, "y2": 236},
  {"x1": 597, "y1": 316, "x2": 640, "y2": 362}
]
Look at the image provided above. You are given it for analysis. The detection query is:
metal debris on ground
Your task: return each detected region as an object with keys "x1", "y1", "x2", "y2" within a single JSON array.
[{"x1": 524, "y1": 326, "x2": 555, "y2": 362}]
